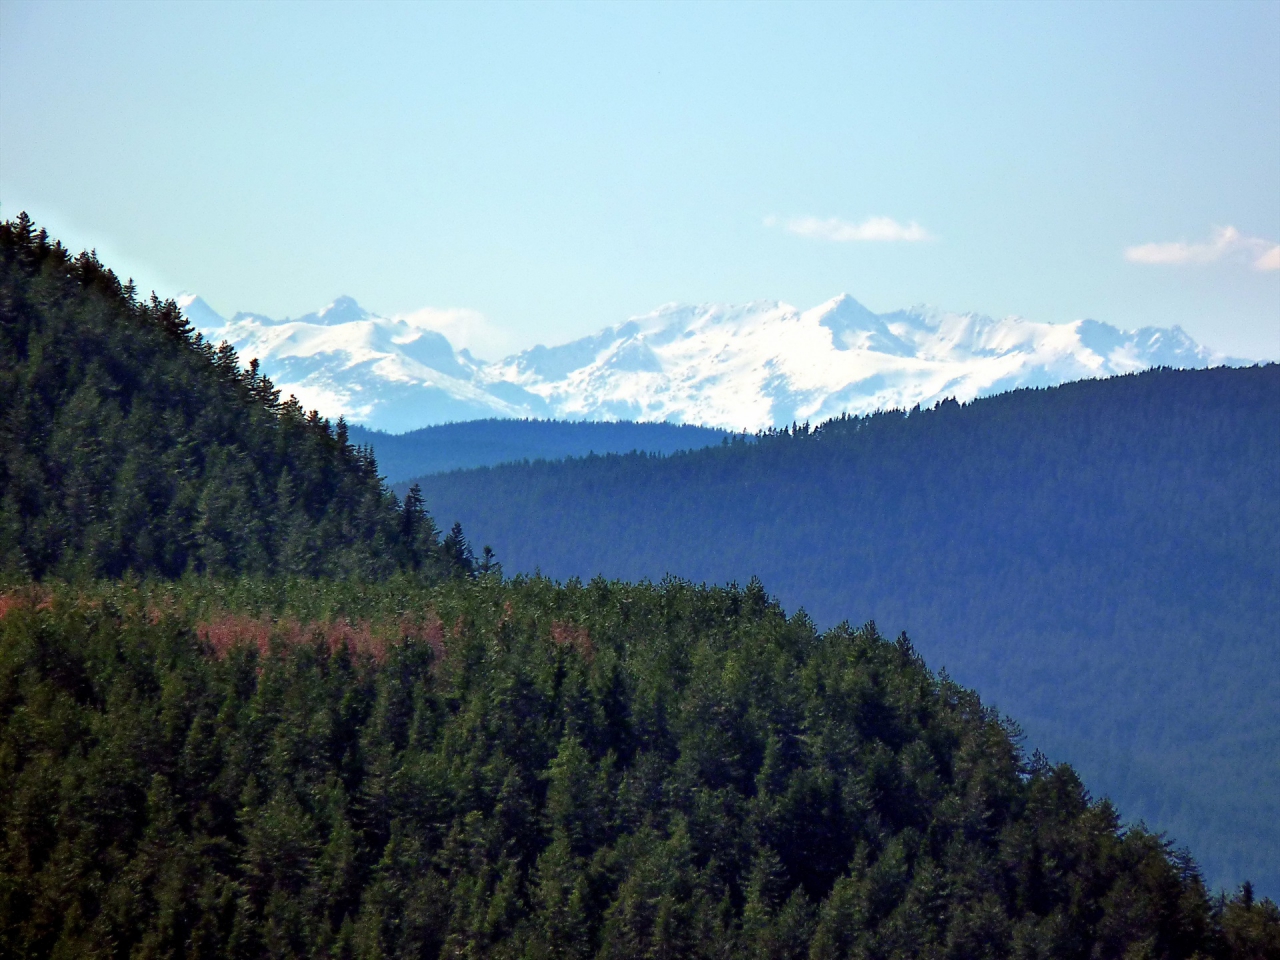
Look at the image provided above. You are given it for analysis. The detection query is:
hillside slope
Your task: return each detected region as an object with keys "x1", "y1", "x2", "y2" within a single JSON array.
[
  {"x1": 407, "y1": 366, "x2": 1280, "y2": 897},
  {"x1": 349, "y1": 419, "x2": 731, "y2": 482},
  {"x1": 2, "y1": 218, "x2": 1277, "y2": 954},
  {"x1": 0, "y1": 215, "x2": 468, "y2": 580},
  {"x1": 3, "y1": 577, "x2": 1272, "y2": 958}
]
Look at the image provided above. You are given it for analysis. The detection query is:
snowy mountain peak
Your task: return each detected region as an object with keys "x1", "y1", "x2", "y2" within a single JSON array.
[
  {"x1": 813, "y1": 292, "x2": 877, "y2": 323},
  {"x1": 175, "y1": 294, "x2": 227, "y2": 330},
  {"x1": 811, "y1": 295, "x2": 914, "y2": 356},
  {"x1": 313, "y1": 296, "x2": 369, "y2": 325},
  {"x1": 182, "y1": 294, "x2": 1241, "y2": 434}
]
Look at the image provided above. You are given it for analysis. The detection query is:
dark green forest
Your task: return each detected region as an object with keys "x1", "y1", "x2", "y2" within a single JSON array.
[
  {"x1": 348, "y1": 420, "x2": 730, "y2": 484},
  {"x1": 3, "y1": 578, "x2": 1278, "y2": 960},
  {"x1": 406, "y1": 366, "x2": 1280, "y2": 899},
  {"x1": 0, "y1": 213, "x2": 477, "y2": 582},
  {"x1": 1, "y1": 214, "x2": 1277, "y2": 957}
]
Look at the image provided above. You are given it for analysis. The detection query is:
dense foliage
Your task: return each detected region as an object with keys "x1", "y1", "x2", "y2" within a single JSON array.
[
  {"x1": 0, "y1": 213, "x2": 475, "y2": 581},
  {"x1": 3, "y1": 216, "x2": 1275, "y2": 956},
  {"x1": 348, "y1": 419, "x2": 730, "y2": 484},
  {"x1": 3, "y1": 577, "x2": 1275, "y2": 960},
  {"x1": 407, "y1": 367, "x2": 1280, "y2": 897}
]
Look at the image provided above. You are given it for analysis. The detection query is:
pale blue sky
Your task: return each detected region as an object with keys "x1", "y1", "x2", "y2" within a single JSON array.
[{"x1": 2, "y1": 0, "x2": 1277, "y2": 359}]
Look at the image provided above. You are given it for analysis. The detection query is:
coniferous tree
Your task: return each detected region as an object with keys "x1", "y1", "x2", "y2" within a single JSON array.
[
  {"x1": 0, "y1": 573, "x2": 1274, "y2": 957},
  {"x1": 406, "y1": 362, "x2": 1280, "y2": 896},
  {"x1": 0, "y1": 214, "x2": 475, "y2": 581},
  {"x1": 442, "y1": 521, "x2": 474, "y2": 577}
]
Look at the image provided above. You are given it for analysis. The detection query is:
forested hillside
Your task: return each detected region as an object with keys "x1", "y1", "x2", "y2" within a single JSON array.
[
  {"x1": 348, "y1": 419, "x2": 730, "y2": 483},
  {"x1": 0, "y1": 214, "x2": 474, "y2": 581},
  {"x1": 3, "y1": 578, "x2": 1275, "y2": 959},
  {"x1": 407, "y1": 366, "x2": 1280, "y2": 897},
  {"x1": 2, "y1": 215, "x2": 1276, "y2": 956}
]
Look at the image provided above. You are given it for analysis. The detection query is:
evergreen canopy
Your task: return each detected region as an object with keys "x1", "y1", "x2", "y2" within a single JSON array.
[
  {"x1": 406, "y1": 365, "x2": 1280, "y2": 897},
  {"x1": 1, "y1": 215, "x2": 1275, "y2": 958},
  {"x1": 0, "y1": 213, "x2": 473, "y2": 581},
  {"x1": 2, "y1": 577, "x2": 1275, "y2": 959}
]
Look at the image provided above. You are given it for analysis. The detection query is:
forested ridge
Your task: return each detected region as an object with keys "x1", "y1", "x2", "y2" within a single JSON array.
[
  {"x1": 0, "y1": 213, "x2": 478, "y2": 581},
  {"x1": 406, "y1": 365, "x2": 1280, "y2": 898},
  {"x1": 0, "y1": 215, "x2": 1276, "y2": 957},
  {"x1": 348, "y1": 420, "x2": 730, "y2": 483},
  {"x1": 2, "y1": 578, "x2": 1277, "y2": 959}
]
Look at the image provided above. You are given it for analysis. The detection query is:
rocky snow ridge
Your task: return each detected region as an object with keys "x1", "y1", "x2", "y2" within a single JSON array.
[{"x1": 179, "y1": 293, "x2": 1233, "y2": 433}]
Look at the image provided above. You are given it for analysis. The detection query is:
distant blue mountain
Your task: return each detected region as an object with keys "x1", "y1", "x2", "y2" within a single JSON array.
[
  {"x1": 349, "y1": 418, "x2": 732, "y2": 483},
  {"x1": 405, "y1": 366, "x2": 1280, "y2": 898}
]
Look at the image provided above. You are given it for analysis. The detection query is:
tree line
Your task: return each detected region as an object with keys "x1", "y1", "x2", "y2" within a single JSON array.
[
  {"x1": 2, "y1": 576, "x2": 1276, "y2": 959},
  {"x1": 0, "y1": 212, "x2": 485, "y2": 581},
  {"x1": 1, "y1": 214, "x2": 1275, "y2": 957},
  {"x1": 406, "y1": 364, "x2": 1280, "y2": 898}
]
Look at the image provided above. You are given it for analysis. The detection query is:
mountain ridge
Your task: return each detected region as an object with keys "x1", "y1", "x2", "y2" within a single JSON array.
[
  {"x1": 402, "y1": 365, "x2": 1280, "y2": 898},
  {"x1": 348, "y1": 419, "x2": 733, "y2": 483},
  {"x1": 180, "y1": 293, "x2": 1236, "y2": 434}
]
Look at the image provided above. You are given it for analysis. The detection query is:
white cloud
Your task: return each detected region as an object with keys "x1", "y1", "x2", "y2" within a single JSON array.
[
  {"x1": 771, "y1": 215, "x2": 933, "y2": 243},
  {"x1": 1125, "y1": 226, "x2": 1280, "y2": 272},
  {"x1": 395, "y1": 306, "x2": 516, "y2": 360},
  {"x1": 1254, "y1": 244, "x2": 1280, "y2": 272}
]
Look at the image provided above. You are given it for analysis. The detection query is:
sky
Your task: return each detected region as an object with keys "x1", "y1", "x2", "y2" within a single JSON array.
[{"x1": 1, "y1": 0, "x2": 1277, "y2": 360}]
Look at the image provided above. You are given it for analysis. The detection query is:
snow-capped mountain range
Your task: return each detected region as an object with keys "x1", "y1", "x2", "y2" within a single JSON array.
[{"x1": 179, "y1": 293, "x2": 1236, "y2": 434}]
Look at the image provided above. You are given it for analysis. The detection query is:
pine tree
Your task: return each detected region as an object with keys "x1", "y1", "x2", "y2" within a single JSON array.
[
  {"x1": 442, "y1": 521, "x2": 474, "y2": 577},
  {"x1": 400, "y1": 482, "x2": 440, "y2": 572},
  {"x1": 0, "y1": 214, "x2": 470, "y2": 582}
]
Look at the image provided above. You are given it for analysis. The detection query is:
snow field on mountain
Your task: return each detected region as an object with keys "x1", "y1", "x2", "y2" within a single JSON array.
[{"x1": 179, "y1": 292, "x2": 1232, "y2": 433}]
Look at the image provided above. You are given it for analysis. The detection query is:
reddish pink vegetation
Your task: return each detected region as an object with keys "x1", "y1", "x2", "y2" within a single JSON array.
[
  {"x1": 143, "y1": 601, "x2": 183, "y2": 625},
  {"x1": 145, "y1": 597, "x2": 182, "y2": 625},
  {"x1": 196, "y1": 609, "x2": 449, "y2": 667},
  {"x1": 321, "y1": 619, "x2": 385, "y2": 663},
  {"x1": 0, "y1": 591, "x2": 451, "y2": 670},
  {"x1": 404, "y1": 612, "x2": 446, "y2": 662},
  {"x1": 195, "y1": 615, "x2": 381, "y2": 662},
  {"x1": 550, "y1": 620, "x2": 594, "y2": 661},
  {"x1": 196, "y1": 614, "x2": 277, "y2": 659},
  {"x1": 0, "y1": 586, "x2": 53, "y2": 620}
]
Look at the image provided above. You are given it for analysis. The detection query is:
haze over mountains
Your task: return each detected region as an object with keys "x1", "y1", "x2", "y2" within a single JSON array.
[
  {"x1": 405, "y1": 366, "x2": 1280, "y2": 897},
  {"x1": 180, "y1": 293, "x2": 1234, "y2": 433},
  {"x1": 8, "y1": 217, "x2": 1279, "y2": 953}
]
